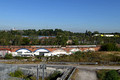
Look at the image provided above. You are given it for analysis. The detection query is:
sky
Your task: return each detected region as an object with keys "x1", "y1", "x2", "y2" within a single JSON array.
[{"x1": 0, "y1": 0, "x2": 120, "y2": 32}]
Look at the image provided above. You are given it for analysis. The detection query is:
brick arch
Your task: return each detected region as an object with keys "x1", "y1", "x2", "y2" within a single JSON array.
[
  {"x1": 34, "y1": 48, "x2": 50, "y2": 52},
  {"x1": 0, "y1": 48, "x2": 11, "y2": 52},
  {"x1": 15, "y1": 48, "x2": 32, "y2": 52}
]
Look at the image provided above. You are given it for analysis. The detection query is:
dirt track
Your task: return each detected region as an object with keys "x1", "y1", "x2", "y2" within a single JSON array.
[{"x1": 75, "y1": 69, "x2": 97, "y2": 80}]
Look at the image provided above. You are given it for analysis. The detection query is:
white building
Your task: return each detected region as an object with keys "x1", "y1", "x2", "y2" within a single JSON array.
[
  {"x1": 69, "y1": 48, "x2": 81, "y2": 54},
  {"x1": 104, "y1": 34, "x2": 114, "y2": 37},
  {"x1": 15, "y1": 48, "x2": 33, "y2": 57},
  {"x1": 0, "y1": 50, "x2": 11, "y2": 57},
  {"x1": 44, "y1": 49, "x2": 68, "y2": 56},
  {"x1": 34, "y1": 48, "x2": 50, "y2": 56}
]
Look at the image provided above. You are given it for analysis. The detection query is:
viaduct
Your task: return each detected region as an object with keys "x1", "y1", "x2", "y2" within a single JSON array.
[{"x1": 0, "y1": 45, "x2": 101, "y2": 53}]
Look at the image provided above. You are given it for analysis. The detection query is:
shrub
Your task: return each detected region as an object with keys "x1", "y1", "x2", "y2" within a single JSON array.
[
  {"x1": 46, "y1": 71, "x2": 61, "y2": 80},
  {"x1": 100, "y1": 43, "x2": 120, "y2": 51},
  {"x1": 110, "y1": 55, "x2": 120, "y2": 62},
  {"x1": 14, "y1": 56, "x2": 32, "y2": 60},
  {"x1": 97, "y1": 70, "x2": 108, "y2": 80},
  {"x1": 9, "y1": 70, "x2": 24, "y2": 78},
  {"x1": 9, "y1": 70, "x2": 37, "y2": 80},
  {"x1": 97, "y1": 70, "x2": 120, "y2": 80},
  {"x1": 35, "y1": 55, "x2": 43, "y2": 59},
  {"x1": 4, "y1": 53, "x2": 13, "y2": 59},
  {"x1": 14, "y1": 56, "x2": 24, "y2": 60},
  {"x1": 105, "y1": 70, "x2": 120, "y2": 80}
]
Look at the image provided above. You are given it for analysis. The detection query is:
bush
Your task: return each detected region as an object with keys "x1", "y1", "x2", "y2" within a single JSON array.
[
  {"x1": 97, "y1": 70, "x2": 120, "y2": 80},
  {"x1": 100, "y1": 43, "x2": 120, "y2": 51},
  {"x1": 46, "y1": 71, "x2": 61, "y2": 80},
  {"x1": 9, "y1": 70, "x2": 36, "y2": 80},
  {"x1": 14, "y1": 56, "x2": 32, "y2": 60},
  {"x1": 105, "y1": 70, "x2": 120, "y2": 80},
  {"x1": 9, "y1": 70, "x2": 24, "y2": 78},
  {"x1": 35, "y1": 55, "x2": 43, "y2": 59},
  {"x1": 110, "y1": 55, "x2": 120, "y2": 62},
  {"x1": 14, "y1": 56, "x2": 24, "y2": 60},
  {"x1": 4, "y1": 53, "x2": 13, "y2": 59},
  {"x1": 97, "y1": 70, "x2": 108, "y2": 80}
]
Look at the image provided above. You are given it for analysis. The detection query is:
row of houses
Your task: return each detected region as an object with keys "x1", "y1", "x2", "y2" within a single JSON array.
[
  {"x1": 0, "y1": 45, "x2": 100, "y2": 57},
  {"x1": 93, "y1": 34, "x2": 119, "y2": 37}
]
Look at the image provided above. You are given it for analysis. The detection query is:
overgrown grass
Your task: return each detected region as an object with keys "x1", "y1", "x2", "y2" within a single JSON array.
[
  {"x1": 14, "y1": 56, "x2": 32, "y2": 60},
  {"x1": 1, "y1": 51, "x2": 120, "y2": 64},
  {"x1": 9, "y1": 70, "x2": 24, "y2": 78},
  {"x1": 46, "y1": 71, "x2": 61, "y2": 80},
  {"x1": 48, "y1": 51, "x2": 120, "y2": 63},
  {"x1": 9, "y1": 70, "x2": 41, "y2": 80},
  {"x1": 71, "y1": 68, "x2": 79, "y2": 80},
  {"x1": 9, "y1": 70, "x2": 61, "y2": 80}
]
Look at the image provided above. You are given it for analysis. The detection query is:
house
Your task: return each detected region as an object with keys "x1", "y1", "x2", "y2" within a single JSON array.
[{"x1": 44, "y1": 49, "x2": 68, "y2": 56}]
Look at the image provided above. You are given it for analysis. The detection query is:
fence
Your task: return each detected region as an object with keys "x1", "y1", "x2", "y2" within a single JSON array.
[
  {"x1": 48, "y1": 62, "x2": 98, "y2": 65},
  {"x1": 67, "y1": 67, "x2": 76, "y2": 80},
  {"x1": 56, "y1": 66, "x2": 74, "y2": 80},
  {"x1": 0, "y1": 64, "x2": 18, "y2": 80},
  {"x1": 48, "y1": 62, "x2": 120, "y2": 65}
]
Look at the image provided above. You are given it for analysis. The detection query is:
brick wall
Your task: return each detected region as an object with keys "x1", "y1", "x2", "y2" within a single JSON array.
[{"x1": 0, "y1": 45, "x2": 101, "y2": 52}]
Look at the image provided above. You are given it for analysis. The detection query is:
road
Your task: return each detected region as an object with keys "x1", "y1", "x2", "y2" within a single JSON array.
[
  {"x1": 76, "y1": 65, "x2": 120, "y2": 70},
  {"x1": 12, "y1": 63, "x2": 120, "y2": 70}
]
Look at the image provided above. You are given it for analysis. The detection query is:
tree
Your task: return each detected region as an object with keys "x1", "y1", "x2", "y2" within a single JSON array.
[
  {"x1": 100, "y1": 43, "x2": 120, "y2": 51},
  {"x1": 85, "y1": 30, "x2": 92, "y2": 37},
  {"x1": 93, "y1": 31, "x2": 99, "y2": 34},
  {"x1": 56, "y1": 33, "x2": 68, "y2": 46},
  {"x1": 21, "y1": 37, "x2": 30, "y2": 45},
  {"x1": 4, "y1": 53, "x2": 13, "y2": 59},
  {"x1": 71, "y1": 36, "x2": 79, "y2": 45}
]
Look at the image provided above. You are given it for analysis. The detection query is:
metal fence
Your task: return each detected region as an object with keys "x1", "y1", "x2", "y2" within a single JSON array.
[
  {"x1": 0, "y1": 64, "x2": 18, "y2": 80},
  {"x1": 48, "y1": 62, "x2": 98, "y2": 65},
  {"x1": 67, "y1": 67, "x2": 76, "y2": 80},
  {"x1": 48, "y1": 62, "x2": 120, "y2": 65}
]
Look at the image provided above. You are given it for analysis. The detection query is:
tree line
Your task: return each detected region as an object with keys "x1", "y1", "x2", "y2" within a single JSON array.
[{"x1": 0, "y1": 29, "x2": 120, "y2": 46}]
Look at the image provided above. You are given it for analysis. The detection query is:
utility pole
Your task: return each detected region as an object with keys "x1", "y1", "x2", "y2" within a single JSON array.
[
  {"x1": 36, "y1": 64, "x2": 39, "y2": 80},
  {"x1": 40, "y1": 64, "x2": 46, "y2": 80}
]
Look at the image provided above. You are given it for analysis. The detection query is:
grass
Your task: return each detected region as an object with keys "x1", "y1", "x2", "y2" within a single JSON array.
[
  {"x1": 9, "y1": 70, "x2": 61, "y2": 80},
  {"x1": 0, "y1": 51, "x2": 120, "y2": 65},
  {"x1": 0, "y1": 60, "x2": 41, "y2": 64},
  {"x1": 70, "y1": 68, "x2": 79, "y2": 80},
  {"x1": 45, "y1": 71, "x2": 61, "y2": 80},
  {"x1": 48, "y1": 51, "x2": 120, "y2": 63}
]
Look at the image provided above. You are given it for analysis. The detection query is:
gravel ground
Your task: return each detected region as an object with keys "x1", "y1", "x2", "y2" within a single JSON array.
[{"x1": 75, "y1": 69, "x2": 97, "y2": 80}]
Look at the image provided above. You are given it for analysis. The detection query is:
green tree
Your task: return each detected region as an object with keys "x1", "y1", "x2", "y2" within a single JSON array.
[
  {"x1": 71, "y1": 36, "x2": 79, "y2": 45},
  {"x1": 105, "y1": 70, "x2": 120, "y2": 80},
  {"x1": 4, "y1": 53, "x2": 13, "y2": 59},
  {"x1": 100, "y1": 43, "x2": 120, "y2": 51},
  {"x1": 21, "y1": 37, "x2": 30, "y2": 45},
  {"x1": 93, "y1": 31, "x2": 99, "y2": 34},
  {"x1": 56, "y1": 33, "x2": 68, "y2": 46}
]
